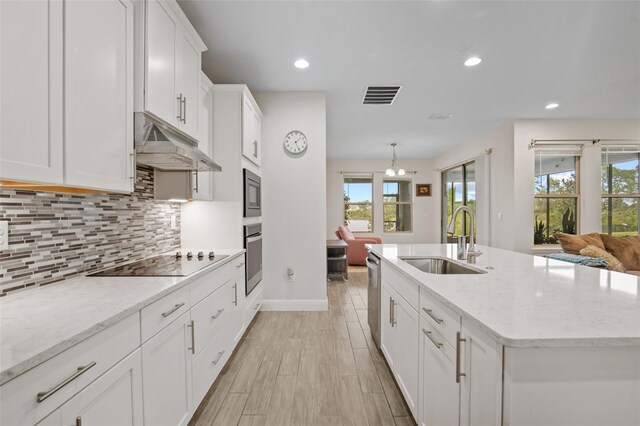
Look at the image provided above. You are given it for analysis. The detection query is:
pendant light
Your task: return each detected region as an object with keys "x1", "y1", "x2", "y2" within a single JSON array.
[{"x1": 385, "y1": 143, "x2": 405, "y2": 177}]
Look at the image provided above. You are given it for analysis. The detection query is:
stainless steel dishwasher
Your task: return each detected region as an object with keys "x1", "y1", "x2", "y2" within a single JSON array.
[{"x1": 366, "y1": 252, "x2": 381, "y2": 348}]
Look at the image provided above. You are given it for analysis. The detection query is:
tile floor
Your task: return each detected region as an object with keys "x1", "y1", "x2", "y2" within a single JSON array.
[{"x1": 191, "y1": 266, "x2": 416, "y2": 426}]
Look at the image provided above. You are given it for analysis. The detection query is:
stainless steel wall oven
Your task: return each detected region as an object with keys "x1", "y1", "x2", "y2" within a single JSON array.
[{"x1": 244, "y1": 224, "x2": 262, "y2": 295}]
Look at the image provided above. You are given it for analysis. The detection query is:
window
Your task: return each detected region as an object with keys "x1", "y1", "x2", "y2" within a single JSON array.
[
  {"x1": 534, "y1": 154, "x2": 579, "y2": 245},
  {"x1": 383, "y1": 179, "x2": 412, "y2": 232},
  {"x1": 601, "y1": 148, "x2": 640, "y2": 236},
  {"x1": 442, "y1": 162, "x2": 475, "y2": 242},
  {"x1": 344, "y1": 175, "x2": 373, "y2": 232}
]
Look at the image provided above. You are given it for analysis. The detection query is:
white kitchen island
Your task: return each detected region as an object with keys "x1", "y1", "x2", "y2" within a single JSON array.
[{"x1": 367, "y1": 244, "x2": 640, "y2": 426}]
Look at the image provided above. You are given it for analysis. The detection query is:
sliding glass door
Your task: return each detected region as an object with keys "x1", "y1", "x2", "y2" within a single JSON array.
[{"x1": 442, "y1": 162, "x2": 475, "y2": 243}]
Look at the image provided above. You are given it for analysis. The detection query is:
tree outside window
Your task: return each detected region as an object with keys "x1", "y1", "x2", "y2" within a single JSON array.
[
  {"x1": 534, "y1": 154, "x2": 579, "y2": 245},
  {"x1": 344, "y1": 176, "x2": 373, "y2": 232},
  {"x1": 383, "y1": 179, "x2": 412, "y2": 232},
  {"x1": 601, "y1": 150, "x2": 640, "y2": 236}
]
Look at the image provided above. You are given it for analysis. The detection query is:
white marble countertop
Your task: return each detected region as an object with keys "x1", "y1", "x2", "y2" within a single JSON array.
[
  {"x1": 367, "y1": 244, "x2": 640, "y2": 348},
  {"x1": 0, "y1": 249, "x2": 244, "y2": 385}
]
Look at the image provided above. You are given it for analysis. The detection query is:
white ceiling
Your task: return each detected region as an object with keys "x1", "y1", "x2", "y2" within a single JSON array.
[{"x1": 178, "y1": 0, "x2": 640, "y2": 160}]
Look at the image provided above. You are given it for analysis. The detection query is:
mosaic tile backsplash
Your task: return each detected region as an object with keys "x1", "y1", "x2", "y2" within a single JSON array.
[{"x1": 0, "y1": 166, "x2": 181, "y2": 296}]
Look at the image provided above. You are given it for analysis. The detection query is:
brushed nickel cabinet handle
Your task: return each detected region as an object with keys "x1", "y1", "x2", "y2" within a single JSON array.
[
  {"x1": 129, "y1": 153, "x2": 136, "y2": 180},
  {"x1": 236, "y1": 262, "x2": 245, "y2": 268},
  {"x1": 36, "y1": 361, "x2": 97, "y2": 403},
  {"x1": 193, "y1": 170, "x2": 199, "y2": 194},
  {"x1": 212, "y1": 350, "x2": 225, "y2": 365},
  {"x1": 456, "y1": 332, "x2": 466, "y2": 383},
  {"x1": 187, "y1": 320, "x2": 195, "y2": 354},
  {"x1": 254, "y1": 303, "x2": 261, "y2": 311},
  {"x1": 389, "y1": 297, "x2": 393, "y2": 325},
  {"x1": 233, "y1": 284, "x2": 238, "y2": 306},
  {"x1": 176, "y1": 94, "x2": 183, "y2": 121},
  {"x1": 161, "y1": 302, "x2": 185, "y2": 318},
  {"x1": 422, "y1": 328, "x2": 443, "y2": 349},
  {"x1": 253, "y1": 140, "x2": 258, "y2": 157},
  {"x1": 422, "y1": 307, "x2": 444, "y2": 324},
  {"x1": 211, "y1": 309, "x2": 224, "y2": 320},
  {"x1": 182, "y1": 96, "x2": 187, "y2": 124},
  {"x1": 75, "y1": 416, "x2": 82, "y2": 426},
  {"x1": 391, "y1": 299, "x2": 397, "y2": 327}
]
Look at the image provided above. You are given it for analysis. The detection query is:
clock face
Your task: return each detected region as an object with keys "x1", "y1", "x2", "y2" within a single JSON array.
[{"x1": 284, "y1": 130, "x2": 308, "y2": 155}]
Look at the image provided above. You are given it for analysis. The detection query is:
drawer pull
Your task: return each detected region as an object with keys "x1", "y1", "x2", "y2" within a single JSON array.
[
  {"x1": 254, "y1": 303, "x2": 261, "y2": 311},
  {"x1": 212, "y1": 309, "x2": 225, "y2": 320},
  {"x1": 236, "y1": 262, "x2": 245, "y2": 268},
  {"x1": 188, "y1": 320, "x2": 195, "y2": 354},
  {"x1": 456, "y1": 332, "x2": 466, "y2": 383},
  {"x1": 422, "y1": 328, "x2": 443, "y2": 349},
  {"x1": 161, "y1": 302, "x2": 185, "y2": 318},
  {"x1": 423, "y1": 307, "x2": 444, "y2": 324},
  {"x1": 36, "y1": 361, "x2": 97, "y2": 403},
  {"x1": 76, "y1": 416, "x2": 82, "y2": 426},
  {"x1": 233, "y1": 284, "x2": 238, "y2": 306},
  {"x1": 212, "y1": 350, "x2": 226, "y2": 365}
]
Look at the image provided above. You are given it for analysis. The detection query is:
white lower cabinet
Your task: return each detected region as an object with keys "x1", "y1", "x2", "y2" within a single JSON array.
[
  {"x1": 380, "y1": 279, "x2": 419, "y2": 419},
  {"x1": 419, "y1": 319, "x2": 459, "y2": 426},
  {"x1": 141, "y1": 311, "x2": 193, "y2": 426},
  {"x1": 39, "y1": 349, "x2": 144, "y2": 426}
]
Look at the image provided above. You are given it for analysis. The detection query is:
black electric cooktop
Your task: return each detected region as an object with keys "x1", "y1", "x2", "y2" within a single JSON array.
[{"x1": 89, "y1": 252, "x2": 229, "y2": 277}]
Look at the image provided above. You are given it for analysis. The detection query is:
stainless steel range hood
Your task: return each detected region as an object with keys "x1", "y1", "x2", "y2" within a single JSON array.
[{"x1": 134, "y1": 112, "x2": 221, "y2": 172}]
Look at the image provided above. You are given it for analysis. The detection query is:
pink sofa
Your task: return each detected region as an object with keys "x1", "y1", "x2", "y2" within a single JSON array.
[{"x1": 336, "y1": 225, "x2": 382, "y2": 266}]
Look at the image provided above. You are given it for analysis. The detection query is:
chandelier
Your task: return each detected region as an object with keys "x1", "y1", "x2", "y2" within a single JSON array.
[{"x1": 385, "y1": 143, "x2": 405, "y2": 177}]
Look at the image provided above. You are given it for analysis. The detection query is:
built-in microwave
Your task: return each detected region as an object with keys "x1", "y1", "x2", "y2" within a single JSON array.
[{"x1": 244, "y1": 169, "x2": 261, "y2": 217}]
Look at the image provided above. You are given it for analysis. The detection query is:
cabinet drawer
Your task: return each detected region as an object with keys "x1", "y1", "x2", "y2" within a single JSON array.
[
  {"x1": 420, "y1": 290, "x2": 461, "y2": 347},
  {"x1": 0, "y1": 314, "x2": 140, "y2": 426},
  {"x1": 191, "y1": 280, "x2": 236, "y2": 356},
  {"x1": 141, "y1": 285, "x2": 190, "y2": 342},
  {"x1": 190, "y1": 262, "x2": 233, "y2": 307},
  {"x1": 191, "y1": 317, "x2": 234, "y2": 408},
  {"x1": 382, "y1": 263, "x2": 420, "y2": 311},
  {"x1": 244, "y1": 284, "x2": 263, "y2": 327}
]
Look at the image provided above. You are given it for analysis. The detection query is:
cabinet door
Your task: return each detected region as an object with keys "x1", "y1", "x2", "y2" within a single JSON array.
[
  {"x1": 241, "y1": 97, "x2": 258, "y2": 164},
  {"x1": 419, "y1": 320, "x2": 459, "y2": 426},
  {"x1": 142, "y1": 312, "x2": 193, "y2": 426},
  {"x1": 59, "y1": 349, "x2": 143, "y2": 426},
  {"x1": 0, "y1": 0, "x2": 63, "y2": 184},
  {"x1": 145, "y1": 0, "x2": 176, "y2": 126},
  {"x1": 380, "y1": 281, "x2": 397, "y2": 369},
  {"x1": 193, "y1": 76, "x2": 213, "y2": 201},
  {"x1": 175, "y1": 33, "x2": 199, "y2": 139},
  {"x1": 459, "y1": 322, "x2": 501, "y2": 426},
  {"x1": 64, "y1": 0, "x2": 134, "y2": 192},
  {"x1": 395, "y1": 297, "x2": 419, "y2": 419}
]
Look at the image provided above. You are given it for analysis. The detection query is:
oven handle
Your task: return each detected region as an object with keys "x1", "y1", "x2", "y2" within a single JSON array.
[{"x1": 246, "y1": 234, "x2": 262, "y2": 244}]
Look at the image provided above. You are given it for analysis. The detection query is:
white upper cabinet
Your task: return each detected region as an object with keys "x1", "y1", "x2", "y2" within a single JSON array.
[
  {"x1": 137, "y1": 0, "x2": 206, "y2": 142},
  {"x1": 0, "y1": 0, "x2": 134, "y2": 193},
  {"x1": 64, "y1": 0, "x2": 135, "y2": 192},
  {"x1": 0, "y1": 0, "x2": 64, "y2": 184},
  {"x1": 242, "y1": 95, "x2": 262, "y2": 167},
  {"x1": 145, "y1": 0, "x2": 176, "y2": 126},
  {"x1": 193, "y1": 73, "x2": 214, "y2": 201}
]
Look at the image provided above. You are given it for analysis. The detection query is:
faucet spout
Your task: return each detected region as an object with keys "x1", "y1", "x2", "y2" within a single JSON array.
[{"x1": 446, "y1": 206, "x2": 482, "y2": 263}]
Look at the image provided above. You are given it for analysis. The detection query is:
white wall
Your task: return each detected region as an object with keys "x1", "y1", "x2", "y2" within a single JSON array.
[
  {"x1": 326, "y1": 159, "x2": 436, "y2": 244},
  {"x1": 254, "y1": 91, "x2": 327, "y2": 311},
  {"x1": 512, "y1": 119, "x2": 640, "y2": 254},
  {"x1": 430, "y1": 122, "x2": 516, "y2": 250}
]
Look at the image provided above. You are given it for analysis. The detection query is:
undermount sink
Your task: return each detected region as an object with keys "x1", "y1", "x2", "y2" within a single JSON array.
[{"x1": 399, "y1": 256, "x2": 487, "y2": 275}]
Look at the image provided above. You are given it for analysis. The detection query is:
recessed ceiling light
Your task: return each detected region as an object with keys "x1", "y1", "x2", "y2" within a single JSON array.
[
  {"x1": 545, "y1": 102, "x2": 559, "y2": 109},
  {"x1": 294, "y1": 59, "x2": 309, "y2": 69},
  {"x1": 464, "y1": 57, "x2": 482, "y2": 67}
]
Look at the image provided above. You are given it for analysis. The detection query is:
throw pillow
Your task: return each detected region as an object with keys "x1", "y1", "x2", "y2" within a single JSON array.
[
  {"x1": 599, "y1": 234, "x2": 640, "y2": 271},
  {"x1": 555, "y1": 232, "x2": 605, "y2": 255},
  {"x1": 579, "y1": 245, "x2": 625, "y2": 272}
]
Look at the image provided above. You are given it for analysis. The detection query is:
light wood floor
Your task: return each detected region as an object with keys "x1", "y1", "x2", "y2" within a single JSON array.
[{"x1": 191, "y1": 266, "x2": 416, "y2": 426}]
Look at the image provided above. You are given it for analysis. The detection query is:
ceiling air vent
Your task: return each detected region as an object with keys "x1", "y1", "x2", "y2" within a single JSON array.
[{"x1": 362, "y1": 85, "x2": 402, "y2": 105}]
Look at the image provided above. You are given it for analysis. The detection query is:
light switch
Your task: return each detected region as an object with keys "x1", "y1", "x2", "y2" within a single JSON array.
[{"x1": 0, "y1": 221, "x2": 8, "y2": 250}]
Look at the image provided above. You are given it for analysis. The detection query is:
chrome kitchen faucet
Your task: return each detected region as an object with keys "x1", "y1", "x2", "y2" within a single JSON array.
[{"x1": 446, "y1": 206, "x2": 482, "y2": 264}]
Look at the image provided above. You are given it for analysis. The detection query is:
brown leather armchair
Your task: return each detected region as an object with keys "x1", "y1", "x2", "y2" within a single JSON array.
[{"x1": 336, "y1": 225, "x2": 382, "y2": 266}]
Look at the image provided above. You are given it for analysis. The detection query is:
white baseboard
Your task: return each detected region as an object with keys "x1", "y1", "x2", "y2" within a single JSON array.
[{"x1": 261, "y1": 299, "x2": 328, "y2": 311}]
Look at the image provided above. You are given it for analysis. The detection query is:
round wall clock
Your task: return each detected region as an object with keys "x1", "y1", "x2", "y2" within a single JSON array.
[{"x1": 283, "y1": 130, "x2": 308, "y2": 155}]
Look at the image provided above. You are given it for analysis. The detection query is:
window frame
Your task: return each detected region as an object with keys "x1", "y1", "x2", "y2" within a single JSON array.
[
  {"x1": 343, "y1": 174, "x2": 374, "y2": 233},
  {"x1": 382, "y1": 177, "x2": 413, "y2": 233},
  {"x1": 601, "y1": 151, "x2": 640, "y2": 236},
  {"x1": 533, "y1": 155, "x2": 581, "y2": 245}
]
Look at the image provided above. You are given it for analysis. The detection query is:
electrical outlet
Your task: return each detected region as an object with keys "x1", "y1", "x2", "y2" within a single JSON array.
[
  {"x1": 287, "y1": 268, "x2": 295, "y2": 282},
  {"x1": 0, "y1": 221, "x2": 8, "y2": 250}
]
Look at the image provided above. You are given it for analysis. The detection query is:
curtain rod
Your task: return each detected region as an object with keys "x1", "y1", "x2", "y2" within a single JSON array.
[
  {"x1": 529, "y1": 138, "x2": 640, "y2": 149},
  {"x1": 433, "y1": 148, "x2": 492, "y2": 172}
]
